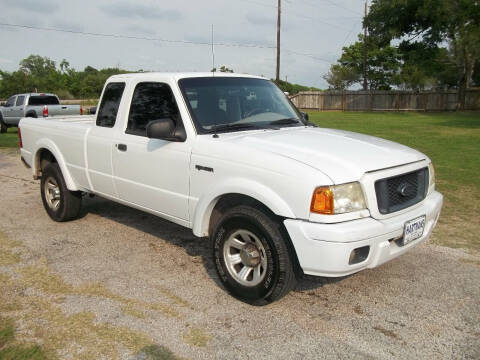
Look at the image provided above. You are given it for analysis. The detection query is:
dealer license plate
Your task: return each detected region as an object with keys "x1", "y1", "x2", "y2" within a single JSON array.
[{"x1": 402, "y1": 215, "x2": 426, "y2": 245}]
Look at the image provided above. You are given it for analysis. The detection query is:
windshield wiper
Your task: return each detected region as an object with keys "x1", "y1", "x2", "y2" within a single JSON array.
[
  {"x1": 205, "y1": 123, "x2": 273, "y2": 134},
  {"x1": 269, "y1": 118, "x2": 302, "y2": 126}
]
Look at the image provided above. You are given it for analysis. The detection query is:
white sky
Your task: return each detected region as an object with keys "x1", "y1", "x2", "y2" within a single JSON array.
[{"x1": 0, "y1": 0, "x2": 365, "y2": 88}]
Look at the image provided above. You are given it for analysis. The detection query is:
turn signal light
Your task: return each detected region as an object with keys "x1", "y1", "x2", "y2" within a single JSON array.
[
  {"x1": 18, "y1": 127, "x2": 22, "y2": 148},
  {"x1": 310, "y1": 186, "x2": 334, "y2": 214}
]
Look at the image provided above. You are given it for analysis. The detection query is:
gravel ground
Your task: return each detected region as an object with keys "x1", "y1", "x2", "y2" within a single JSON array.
[{"x1": 0, "y1": 149, "x2": 479, "y2": 359}]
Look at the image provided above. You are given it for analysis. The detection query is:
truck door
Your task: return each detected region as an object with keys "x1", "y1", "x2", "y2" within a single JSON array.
[
  {"x1": 3, "y1": 96, "x2": 16, "y2": 124},
  {"x1": 86, "y1": 82, "x2": 126, "y2": 197},
  {"x1": 10, "y1": 95, "x2": 25, "y2": 121},
  {"x1": 111, "y1": 81, "x2": 191, "y2": 222}
]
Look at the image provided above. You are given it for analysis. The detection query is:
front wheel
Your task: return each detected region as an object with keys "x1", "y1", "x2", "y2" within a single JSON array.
[
  {"x1": 40, "y1": 163, "x2": 82, "y2": 222},
  {"x1": 212, "y1": 205, "x2": 297, "y2": 305}
]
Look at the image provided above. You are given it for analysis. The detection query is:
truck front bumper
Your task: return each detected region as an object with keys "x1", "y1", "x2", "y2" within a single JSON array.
[{"x1": 284, "y1": 191, "x2": 443, "y2": 277}]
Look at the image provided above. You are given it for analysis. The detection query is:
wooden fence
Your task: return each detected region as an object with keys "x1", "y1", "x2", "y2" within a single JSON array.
[{"x1": 289, "y1": 90, "x2": 480, "y2": 111}]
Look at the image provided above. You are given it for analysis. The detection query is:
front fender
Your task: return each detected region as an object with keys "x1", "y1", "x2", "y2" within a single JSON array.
[
  {"x1": 33, "y1": 138, "x2": 79, "y2": 191},
  {"x1": 191, "y1": 177, "x2": 296, "y2": 237}
]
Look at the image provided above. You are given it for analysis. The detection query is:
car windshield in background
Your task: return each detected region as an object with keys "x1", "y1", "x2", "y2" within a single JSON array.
[
  {"x1": 178, "y1": 77, "x2": 305, "y2": 134},
  {"x1": 28, "y1": 96, "x2": 60, "y2": 106}
]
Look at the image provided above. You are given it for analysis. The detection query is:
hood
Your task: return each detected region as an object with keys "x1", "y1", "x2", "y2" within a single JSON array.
[{"x1": 221, "y1": 127, "x2": 426, "y2": 184}]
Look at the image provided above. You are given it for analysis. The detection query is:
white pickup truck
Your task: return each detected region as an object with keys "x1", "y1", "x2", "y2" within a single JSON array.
[{"x1": 19, "y1": 73, "x2": 443, "y2": 304}]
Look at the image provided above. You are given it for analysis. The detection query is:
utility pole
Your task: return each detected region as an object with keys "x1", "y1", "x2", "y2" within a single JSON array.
[
  {"x1": 362, "y1": 0, "x2": 368, "y2": 90},
  {"x1": 276, "y1": 0, "x2": 281, "y2": 82}
]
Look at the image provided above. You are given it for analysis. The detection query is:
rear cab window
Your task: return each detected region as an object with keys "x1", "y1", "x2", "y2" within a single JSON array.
[
  {"x1": 28, "y1": 96, "x2": 60, "y2": 106},
  {"x1": 96, "y1": 82, "x2": 126, "y2": 128}
]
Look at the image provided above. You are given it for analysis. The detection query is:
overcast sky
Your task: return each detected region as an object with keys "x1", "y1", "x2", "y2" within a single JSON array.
[{"x1": 0, "y1": 0, "x2": 364, "y2": 88}]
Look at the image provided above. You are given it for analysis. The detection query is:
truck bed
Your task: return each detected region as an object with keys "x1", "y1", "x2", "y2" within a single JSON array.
[{"x1": 20, "y1": 115, "x2": 96, "y2": 191}]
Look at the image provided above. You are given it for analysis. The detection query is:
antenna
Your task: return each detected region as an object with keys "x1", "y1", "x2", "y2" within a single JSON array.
[{"x1": 211, "y1": 24, "x2": 215, "y2": 76}]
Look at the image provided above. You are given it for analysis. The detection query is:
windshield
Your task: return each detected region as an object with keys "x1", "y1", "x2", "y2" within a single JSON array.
[{"x1": 178, "y1": 77, "x2": 304, "y2": 134}]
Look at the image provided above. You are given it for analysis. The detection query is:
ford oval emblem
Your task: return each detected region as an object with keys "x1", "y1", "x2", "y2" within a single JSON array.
[{"x1": 397, "y1": 183, "x2": 415, "y2": 197}]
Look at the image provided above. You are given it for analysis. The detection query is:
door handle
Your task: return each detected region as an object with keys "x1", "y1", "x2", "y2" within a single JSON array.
[{"x1": 116, "y1": 144, "x2": 127, "y2": 152}]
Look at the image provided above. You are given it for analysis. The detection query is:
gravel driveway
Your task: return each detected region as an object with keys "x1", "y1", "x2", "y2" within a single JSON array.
[{"x1": 0, "y1": 149, "x2": 479, "y2": 359}]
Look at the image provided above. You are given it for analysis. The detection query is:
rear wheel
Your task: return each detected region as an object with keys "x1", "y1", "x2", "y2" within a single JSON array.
[
  {"x1": 0, "y1": 116, "x2": 7, "y2": 133},
  {"x1": 41, "y1": 163, "x2": 82, "y2": 221},
  {"x1": 212, "y1": 205, "x2": 297, "y2": 305}
]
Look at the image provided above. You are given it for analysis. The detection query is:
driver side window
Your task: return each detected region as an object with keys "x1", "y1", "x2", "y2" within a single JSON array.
[{"x1": 127, "y1": 82, "x2": 182, "y2": 137}]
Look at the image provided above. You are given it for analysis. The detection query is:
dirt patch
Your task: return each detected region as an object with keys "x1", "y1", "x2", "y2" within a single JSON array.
[{"x1": 1, "y1": 149, "x2": 479, "y2": 359}]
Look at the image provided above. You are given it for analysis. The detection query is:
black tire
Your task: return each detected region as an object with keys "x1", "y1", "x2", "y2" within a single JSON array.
[
  {"x1": 40, "y1": 163, "x2": 82, "y2": 222},
  {"x1": 212, "y1": 205, "x2": 297, "y2": 305},
  {"x1": 0, "y1": 115, "x2": 7, "y2": 133},
  {"x1": 26, "y1": 112, "x2": 37, "y2": 118}
]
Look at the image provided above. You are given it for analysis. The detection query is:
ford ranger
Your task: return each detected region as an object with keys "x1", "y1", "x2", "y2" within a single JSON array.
[
  {"x1": 18, "y1": 73, "x2": 443, "y2": 304},
  {"x1": 1, "y1": 93, "x2": 81, "y2": 133}
]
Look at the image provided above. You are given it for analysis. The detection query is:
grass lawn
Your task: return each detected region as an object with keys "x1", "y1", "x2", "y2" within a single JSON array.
[
  {"x1": 309, "y1": 111, "x2": 480, "y2": 252},
  {"x1": 0, "y1": 127, "x2": 19, "y2": 148}
]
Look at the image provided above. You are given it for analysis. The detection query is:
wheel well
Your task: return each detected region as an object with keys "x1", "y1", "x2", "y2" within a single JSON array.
[
  {"x1": 26, "y1": 111, "x2": 37, "y2": 118},
  {"x1": 208, "y1": 193, "x2": 303, "y2": 276},
  {"x1": 36, "y1": 148, "x2": 57, "y2": 177}
]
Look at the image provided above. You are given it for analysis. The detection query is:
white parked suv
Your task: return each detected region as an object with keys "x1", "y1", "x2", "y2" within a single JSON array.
[{"x1": 19, "y1": 73, "x2": 443, "y2": 304}]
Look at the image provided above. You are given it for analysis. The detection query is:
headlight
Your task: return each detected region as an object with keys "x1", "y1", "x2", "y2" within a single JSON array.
[
  {"x1": 310, "y1": 182, "x2": 366, "y2": 215},
  {"x1": 428, "y1": 162, "x2": 435, "y2": 194}
]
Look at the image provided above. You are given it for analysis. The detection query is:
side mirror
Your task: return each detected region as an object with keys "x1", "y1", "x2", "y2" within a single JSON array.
[
  {"x1": 146, "y1": 118, "x2": 186, "y2": 142},
  {"x1": 89, "y1": 106, "x2": 97, "y2": 115},
  {"x1": 301, "y1": 111, "x2": 309, "y2": 121}
]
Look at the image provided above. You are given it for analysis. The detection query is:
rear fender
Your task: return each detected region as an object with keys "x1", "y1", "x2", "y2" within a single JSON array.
[{"x1": 33, "y1": 138, "x2": 79, "y2": 191}]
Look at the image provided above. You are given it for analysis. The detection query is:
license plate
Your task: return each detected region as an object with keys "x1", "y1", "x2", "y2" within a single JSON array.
[{"x1": 402, "y1": 215, "x2": 426, "y2": 245}]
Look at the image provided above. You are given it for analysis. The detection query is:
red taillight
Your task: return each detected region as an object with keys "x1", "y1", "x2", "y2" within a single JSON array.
[
  {"x1": 43, "y1": 105, "x2": 48, "y2": 117},
  {"x1": 18, "y1": 127, "x2": 22, "y2": 148},
  {"x1": 80, "y1": 106, "x2": 83, "y2": 115}
]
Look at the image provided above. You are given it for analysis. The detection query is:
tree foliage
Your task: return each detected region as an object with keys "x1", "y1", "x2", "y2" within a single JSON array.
[
  {"x1": 326, "y1": 0, "x2": 479, "y2": 100},
  {"x1": 274, "y1": 79, "x2": 322, "y2": 94},
  {"x1": 0, "y1": 55, "x2": 128, "y2": 99},
  {"x1": 324, "y1": 35, "x2": 400, "y2": 90},
  {"x1": 366, "y1": 0, "x2": 480, "y2": 107}
]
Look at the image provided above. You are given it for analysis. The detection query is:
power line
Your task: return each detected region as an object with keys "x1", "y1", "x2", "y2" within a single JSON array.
[
  {"x1": 283, "y1": 7, "x2": 350, "y2": 31},
  {"x1": 0, "y1": 21, "x2": 336, "y2": 65},
  {"x1": 316, "y1": 0, "x2": 363, "y2": 15},
  {"x1": 283, "y1": 49, "x2": 332, "y2": 63},
  {"x1": 0, "y1": 22, "x2": 276, "y2": 49},
  {"x1": 237, "y1": 0, "x2": 277, "y2": 8}
]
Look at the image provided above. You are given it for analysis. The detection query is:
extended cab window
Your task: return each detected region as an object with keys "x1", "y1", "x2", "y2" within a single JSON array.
[
  {"x1": 127, "y1": 82, "x2": 181, "y2": 136},
  {"x1": 15, "y1": 96, "x2": 25, "y2": 106},
  {"x1": 96, "y1": 82, "x2": 125, "y2": 128}
]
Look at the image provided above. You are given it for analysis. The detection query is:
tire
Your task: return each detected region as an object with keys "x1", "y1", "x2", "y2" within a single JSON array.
[
  {"x1": 40, "y1": 163, "x2": 82, "y2": 222},
  {"x1": 0, "y1": 116, "x2": 7, "y2": 133},
  {"x1": 26, "y1": 112, "x2": 37, "y2": 118},
  {"x1": 212, "y1": 205, "x2": 297, "y2": 305}
]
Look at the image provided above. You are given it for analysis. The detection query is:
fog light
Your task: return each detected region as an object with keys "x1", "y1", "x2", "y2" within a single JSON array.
[{"x1": 349, "y1": 246, "x2": 370, "y2": 265}]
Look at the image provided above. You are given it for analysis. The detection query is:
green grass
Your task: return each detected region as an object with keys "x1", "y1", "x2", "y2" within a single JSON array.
[
  {"x1": 308, "y1": 111, "x2": 480, "y2": 252},
  {"x1": 0, "y1": 127, "x2": 19, "y2": 148},
  {"x1": 308, "y1": 111, "x2": 480, "y2": 191},
  {"x1": 0, "y1": 318, "x2": 48, "y2": 360}
]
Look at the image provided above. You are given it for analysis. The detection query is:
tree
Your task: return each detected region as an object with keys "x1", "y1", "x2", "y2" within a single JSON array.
[
  {"x1": 211, "y1": 65, "x2": 234, "y2": 73},
  {"x1": 366, "y1": 0, "x2": 480, "y2": 108},
  {"x1": 324, "y1": 35, "x2": 400, "y2": 90}
]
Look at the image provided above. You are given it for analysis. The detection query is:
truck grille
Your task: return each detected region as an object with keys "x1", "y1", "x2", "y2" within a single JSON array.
[{"x1": 375, "y1": 167, "x2": 429, "y2": 214}]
